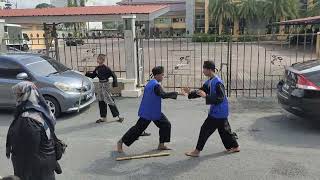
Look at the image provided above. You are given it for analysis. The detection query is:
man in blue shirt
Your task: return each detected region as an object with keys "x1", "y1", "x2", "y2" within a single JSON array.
[
  {"x1": 117, "y1": 66, "x2": 178, "y2": 153},
  {"x1": 183, "y1": 61, "x2": 240, "y2": 157}
]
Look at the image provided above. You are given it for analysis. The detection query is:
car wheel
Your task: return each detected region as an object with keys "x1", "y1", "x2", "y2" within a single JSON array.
[{"x1": 44, "y1": 96, "x2": 61, "y2": 118}]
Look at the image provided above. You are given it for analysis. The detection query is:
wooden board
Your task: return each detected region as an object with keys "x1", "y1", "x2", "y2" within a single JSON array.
[{"x1": 116, "y1": 152, "x2": 170, "y2": 161}]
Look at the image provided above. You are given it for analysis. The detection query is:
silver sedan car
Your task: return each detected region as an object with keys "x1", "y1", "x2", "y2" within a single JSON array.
[{"x1": 0, "y1": 53, "x2": 96, "y2": 117}]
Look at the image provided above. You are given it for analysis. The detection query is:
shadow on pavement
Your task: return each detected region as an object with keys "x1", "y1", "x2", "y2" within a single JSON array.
[
  {"x1": 86, "y1": 150, "x2": 233, "y2": 179},
  {"x1": 250, "y1": 113, "x2": 320, "y2": 148}
]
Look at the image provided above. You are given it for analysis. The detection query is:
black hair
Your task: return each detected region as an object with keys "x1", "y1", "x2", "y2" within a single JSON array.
[
  {"x1": 152, "y1": 66, "x2": 164, "y2": 76},
  {"x1": 203, "y1": 61, "x2": 215, "y2": 71}
]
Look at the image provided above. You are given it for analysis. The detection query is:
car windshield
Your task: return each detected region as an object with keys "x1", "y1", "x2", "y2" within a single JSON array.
[{"x1": 25, "y1": 56, "x2": 70, "y2": 76}]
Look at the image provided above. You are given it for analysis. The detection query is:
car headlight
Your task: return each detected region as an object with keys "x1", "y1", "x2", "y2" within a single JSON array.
[{"x1": 54, "y1": 82, "x2": 79, "y2": 94}]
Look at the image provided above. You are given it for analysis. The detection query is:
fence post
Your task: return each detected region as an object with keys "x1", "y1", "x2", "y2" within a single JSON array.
[
  {"x1": 0, "y1": 19, "x2": 6, "y2": 53},
  {"x1": 121, "y1": 15, "x2": 142, "y2": 97},
  {"x1": 317, "y1": 32, "x2": 320, "y2": 59}
]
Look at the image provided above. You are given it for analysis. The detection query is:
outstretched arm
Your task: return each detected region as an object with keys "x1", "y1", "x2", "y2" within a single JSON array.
[
  {"x1": 185, "y1": 84, "x2": 209, "y2": 99},
  {"x1": 154, "y1": 84, "x2": 178, "y2": 99},
  {"x1": 85, "y1": 68, "x2": 97, "y2": 79}
]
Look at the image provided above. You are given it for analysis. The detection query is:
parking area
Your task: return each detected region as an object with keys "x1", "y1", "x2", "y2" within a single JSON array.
[{"x1": 0, "y1": 97, "x2": 320, "y2": 180}]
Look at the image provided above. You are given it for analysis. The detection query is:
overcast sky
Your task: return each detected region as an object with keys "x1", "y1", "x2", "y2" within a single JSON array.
[{"x1": 11, "y1": 0, "x2": 119, "y2": 9}]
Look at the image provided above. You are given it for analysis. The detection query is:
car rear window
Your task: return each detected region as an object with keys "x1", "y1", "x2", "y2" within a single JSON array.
[{"x1": 305, "y1": 71, "x2": 320, "y2": 86}]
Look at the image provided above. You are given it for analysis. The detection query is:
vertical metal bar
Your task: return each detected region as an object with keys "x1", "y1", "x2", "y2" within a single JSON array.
[
  {"x1": 187, "y1": 35, "x2": 189, "y2": 50},
  {"x1": 295, "y1": 32, "x2": 299, "y2": 63},
  {"x1": 200, "y1": 41, "x2": 203, "y2": 83},
  {"x1": 160, "y1": 36, "x2": 163, "y2": 67},
  {"x1": 180, "y1": 35, "x2": 182, "y2": 51},
  {"x1": 75, "y1": 40, "x2": 79, "y2": 70},
  {"x1": 235, "y1": 40, "x2": 239, "y2": 97},
  {"x1": 310, "y1": 31, "x2": 315, "y2": 61},
  {"x1": 242, "y1": 35, "x2": 246, "y2": 96},
  {"x1": 263, "y1": 47, "x2": 267, "y2": 97},
  {"x1": 63, "y1": 36, "x2": 67, "y2": 66},
  {"x1": 271, "y1": 75, "x2": 274, "y2": 96},
  {"x1": 228, "y1": 37, "x2": 232, "y2": 97},
  {"x1": 118, "y1": 37, "x2": 121, "y2": 77},
  {"x1": 220, "y1": 38, "x2": 223, "y2": 78},
  {"x1": 69, "y1": 36, "x2": 73, "y2": 69},
  {"x1": 105, "y1": 36, "x2": 109, "y2": 66},
  {"x1": 154, "y1": 36, "x2": 157, "y2": 66},
  {"x1": 111, "y1": 37, "x2": 115, "y2": 71},
  {"x1": 166, "y1": 36, "x2": 169, "y2": 88},
  {"x1": 303, "y1": 26, "x2": 307, "y2": 62},
  {"x1": 214, "y1": 35, "x2": 217, "y2": 63},
  {"x1": 98, "y1": 35, "x2": 102, "y2": 54},
  {"x1": 148, "y1": 37, "x2": 151, "y2": 80},
  {"x1": 207, "y1": 41, "x2": 210, "y2": 61},
  {"x1": 256, "y1": 34, "x2": 260, "y2": 97},
  {"x1": 173, "y1": 75, "x2": 176, "y2": 92},
  {"x1": 194, "y1": 39, "x2": 196, "y2": 89},
  {"x1": 249, "y1": 38, "x2": 253, "y2": 97}
]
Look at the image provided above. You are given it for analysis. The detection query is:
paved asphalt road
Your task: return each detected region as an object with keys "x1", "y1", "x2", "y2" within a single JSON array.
[{"x1": 0, "y1": 97, "x2": 320, "y2": 180}]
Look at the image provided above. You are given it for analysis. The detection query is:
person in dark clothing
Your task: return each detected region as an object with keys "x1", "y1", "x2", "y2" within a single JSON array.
[
  {"x1": 6, "y1": 81, "x2": 58, "y2": 180},
  {"x1": 85, "y1": 54, "x2": 124, "y2": 123},
  {"x1": 117, "y1": 66, "x2": 178, "y2": 153},
  {"x1": 183, "y1": 61, "x2": 240, "y2": 157}
]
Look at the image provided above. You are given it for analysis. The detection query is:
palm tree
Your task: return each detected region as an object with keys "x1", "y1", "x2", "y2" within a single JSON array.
[
  {"x1": 209, "y1": 0, "x2": 236, "y2": 35},
  {"x1": 236, "y1": 0, "x2": 264, "y2": 34},
  {"x1": 308, "y1": 0, "x2": 320, "y2": 16},
  {"x1": 263, "y1": 0, "x2": 299, "y2": 21},
  {"x1": 263, "y1": 0, "x2": 300, "y2": 34}
]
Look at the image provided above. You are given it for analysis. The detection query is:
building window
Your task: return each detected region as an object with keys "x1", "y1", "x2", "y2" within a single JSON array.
[{"x1": 173, "y1": 18, "x2": 185, "y2": 23}]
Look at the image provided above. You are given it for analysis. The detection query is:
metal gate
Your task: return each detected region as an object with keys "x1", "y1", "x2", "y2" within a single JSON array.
[{"x1": 136, "y1": 33, "x2": 318, "y2": 97}]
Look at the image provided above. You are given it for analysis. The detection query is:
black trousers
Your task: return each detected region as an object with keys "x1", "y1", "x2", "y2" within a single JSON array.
[
  {"x1": 196, "y1": 116, "x2": 239, "y2": 151},
  {"x1": 121, "y1": 113, "x2": 171, "y2": 147},
  {"x1": 98, "y1": 101, "x2": 119, "y2": 118}
]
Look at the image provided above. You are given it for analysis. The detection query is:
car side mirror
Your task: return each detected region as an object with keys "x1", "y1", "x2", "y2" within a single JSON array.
[{"x1": 16, "y1": 72, "x2": 29, "y2": 80}]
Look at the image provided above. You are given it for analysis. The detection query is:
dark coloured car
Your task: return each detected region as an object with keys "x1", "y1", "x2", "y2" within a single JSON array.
[
  {"x1": 277, "y1": 59, "x2": 320, "y2": 118},
  {"x1": 65, "y1": 38, "x2": 84, "y2": 46}
]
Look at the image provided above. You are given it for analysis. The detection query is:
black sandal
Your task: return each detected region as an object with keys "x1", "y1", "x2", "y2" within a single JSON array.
[{"x1": 96, "y1": 119, "x2": 106, "y2": 123}]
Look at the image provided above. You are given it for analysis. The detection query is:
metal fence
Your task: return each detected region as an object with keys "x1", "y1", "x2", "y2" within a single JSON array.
[
  {"x1": 4, "y1": 32, "x2": 127, "y2": 78},
  {"x1": 4, "y1": 31, "x2": 319, "y2": 97},
  {"x1": 136, "y1": 33, "x2": 319, "y2": 97}
]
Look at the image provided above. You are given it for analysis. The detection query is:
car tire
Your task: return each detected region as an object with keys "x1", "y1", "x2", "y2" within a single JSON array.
[{"x1": 44, "y1": 96, "x2": 61, "y2": 118}]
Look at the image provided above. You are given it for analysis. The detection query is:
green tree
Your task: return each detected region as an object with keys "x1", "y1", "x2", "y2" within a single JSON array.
[
  {"x1": 263, "y1": 0, "x2": 300, "y2": 34},
  {"x1": 73, "y1": 0, "x2": 78, "y2": 7},
  {"x1": 67, "y1": 0, "x2": 74, "y2": 7},
  {"x1": 237, "y1": 0, "x2": 262, "y2": 22},
  {"x1": 35, "y1": 3, "x2": 55, "y2": 9},
  {"x1": 308, "y1": 0, "x2": 320, "y2": 16},
  {"x1": 80, "y1": 0, "x2": 86, "y2": 7},
  {"x1": 263, "y1": 0, "x2": 300, "y2": 22},
  {"x1": 209, "y1": 0, "x2": 236, "y2": 35}
]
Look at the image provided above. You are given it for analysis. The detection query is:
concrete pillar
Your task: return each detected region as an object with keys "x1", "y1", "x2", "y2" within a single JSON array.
[
  {"x1": 121, "y1": 15, "x2": 142, "y2": 97},
  {"x1": 0, "y1": 19, "x2": 6, "y2": 53},
  {"x1": 316, "y1": 32, "x2": 320, "y2": 59},
  {"x1": 186, "y1": 0, "x2": 195, "y2": 35},
  {"x1": 205, "y1": 0, "x2": 209, "y2": 34}
]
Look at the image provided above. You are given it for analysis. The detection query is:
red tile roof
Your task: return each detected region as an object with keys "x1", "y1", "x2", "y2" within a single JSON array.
[
  {"x1": 279, "y1": 16, "x2": 320, "y2": 25},
  {"x1": 0, "y1": 5, "x2": 168, "y2": 17}
]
